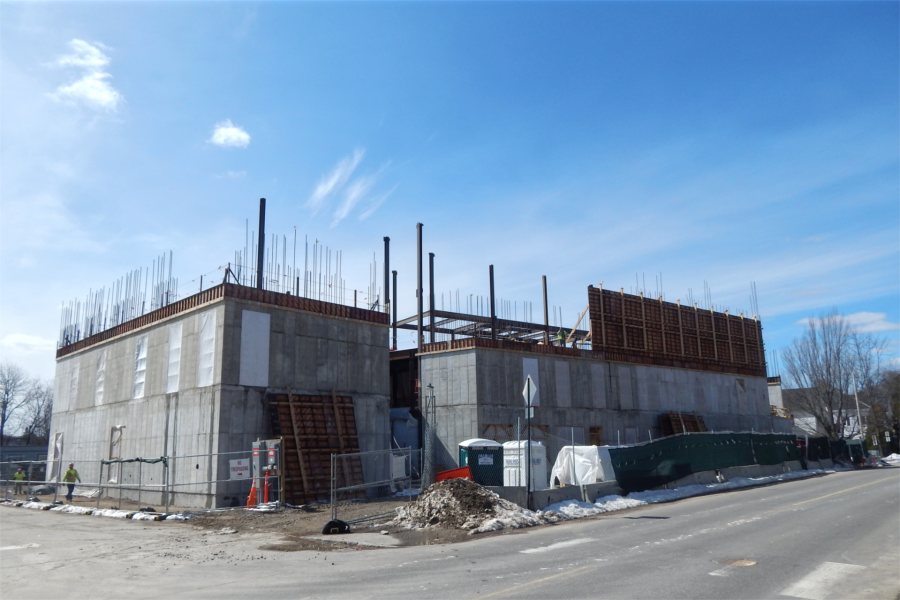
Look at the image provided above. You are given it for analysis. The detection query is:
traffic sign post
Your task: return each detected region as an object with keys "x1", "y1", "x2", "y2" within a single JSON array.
[{"x1": 522, "y1": 375, "x2": 536, "y2": 509}]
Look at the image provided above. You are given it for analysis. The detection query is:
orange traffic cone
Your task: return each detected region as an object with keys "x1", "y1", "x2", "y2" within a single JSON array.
[{"x1": 246, "y1": 479, "x2": 258, "y2": 507}]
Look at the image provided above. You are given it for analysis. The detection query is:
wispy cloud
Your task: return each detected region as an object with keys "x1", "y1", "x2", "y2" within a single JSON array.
[
  {"x1": 215, "y1": 170, "x2": 247, "y2": 180},
  {"x1": 332, "y1": 176, "x2": 376, "y2": 227},
  {"x1": 307, "y1": 148, "x2": 365, "y2": 214},
  {"x1": 0, "y1": 333, "x2": 56, "y2": 355},
  {"x1": 359, "y1": 185, "x2": 398, "y2": 221},
  {"x1": 209, "y1": 119, "x2": 251, "y2": 148},
  {"x1": 50, "y1": 39, "x2": 123, "y2": 112},
  {"x1": 844, "y1": 312, "x2": 900, "y2": 334}
]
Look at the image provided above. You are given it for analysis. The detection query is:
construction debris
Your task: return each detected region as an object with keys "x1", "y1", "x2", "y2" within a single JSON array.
[{"x1": 390, "y1": 479, "x2": 561, "y2": 535}]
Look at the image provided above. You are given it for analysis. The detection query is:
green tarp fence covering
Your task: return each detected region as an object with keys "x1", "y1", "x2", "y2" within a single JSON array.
[{"x1": 607, "y1": 432, "x2": 800, "y2": 493}]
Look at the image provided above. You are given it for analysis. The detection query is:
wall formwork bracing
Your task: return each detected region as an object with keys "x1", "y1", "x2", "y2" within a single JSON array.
[{"x1": 588, "y1": 286, "x2": 765, "y2": 377}]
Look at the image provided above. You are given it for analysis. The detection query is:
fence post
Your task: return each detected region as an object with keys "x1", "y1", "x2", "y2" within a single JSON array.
[
  {"x1": 97, "y1": 462, "x2": 103, "y2": 509},
  {"x1": 164, "y1": 457, "x2": 170, "y2": 514},
  {"x1": 138, "y1": 461, "x2": 143, "y2": 507},
  {"x1": 330, "y1": 453, "x2": 336, "y2": 521}
]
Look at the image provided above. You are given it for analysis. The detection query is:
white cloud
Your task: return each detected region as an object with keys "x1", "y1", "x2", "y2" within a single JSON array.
[
  {"x1": 54, "y1": 71, "x2": 122, "y2": 112},
  {"x1": 307, "y1": 148, "x2": 365, "y2": 214},
  {"x1": 332, "y1": 176, "x2": 376, "y2": 227},
  {"x1": 0, "y1": 333, "x2": 57, "y2": 355},
  {"x1": 50, "y1": 39, "x2": 123, "y2": 112},
  {"x1": 209, "y1": 119, "x2": 251, "y2": 148},
  {"x1": 844, "y1": 312, "x2": 900, "y2": 334},
  {"x1": 55, "y1": 39, "x2": 111, "y2": 69},
  {"x1": 359, "y1": 185, "x2": 398, "y2": 221}
]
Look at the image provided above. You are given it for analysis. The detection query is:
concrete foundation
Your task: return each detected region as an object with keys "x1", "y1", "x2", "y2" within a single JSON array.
[
  {"x1": 421, "y1": 344, "x2": 790, "y2": 474},
  {"x1": 49, "y1": 285, "x2": 390, "y2": 508}
]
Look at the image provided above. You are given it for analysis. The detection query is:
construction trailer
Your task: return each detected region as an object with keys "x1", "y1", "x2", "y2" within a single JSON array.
[{"x1": 50, "y1": 283, "x2": 390, "y2": 508}]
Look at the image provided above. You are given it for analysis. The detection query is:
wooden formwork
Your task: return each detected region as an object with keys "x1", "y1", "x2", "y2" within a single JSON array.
[
  {"x1": 268, "y1": 393, "x2": 363, "y2": 505},
  {"x1": 588, "y1": 286, "x2": 766, "y2": 377}
]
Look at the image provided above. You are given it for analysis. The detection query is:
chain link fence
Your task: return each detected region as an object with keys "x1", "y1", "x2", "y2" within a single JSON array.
[{"x1": 329, "y1": 447, "x2": 419, "y2": 526}]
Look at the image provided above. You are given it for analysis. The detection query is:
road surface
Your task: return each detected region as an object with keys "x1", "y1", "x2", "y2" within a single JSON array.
[{"x1": 1, "y1": 468, "x2": 897, "y2": 599}]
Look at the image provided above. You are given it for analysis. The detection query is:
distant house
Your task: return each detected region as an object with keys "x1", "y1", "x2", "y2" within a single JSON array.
[{"x1": 781, "y1": 388, "x2": 862, "y2": 439}]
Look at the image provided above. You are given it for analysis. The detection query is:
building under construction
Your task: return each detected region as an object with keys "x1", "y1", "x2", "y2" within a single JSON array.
[{"x1": 49, "y1": 205, "x2": 787, "y2": 508}]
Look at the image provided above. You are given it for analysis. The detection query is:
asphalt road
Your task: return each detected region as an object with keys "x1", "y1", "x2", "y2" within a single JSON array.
[{"x1": 1, "y1": 468, "x2": 897, "y2": 600}]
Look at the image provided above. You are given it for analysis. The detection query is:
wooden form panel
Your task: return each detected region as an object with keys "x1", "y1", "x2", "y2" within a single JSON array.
[
  {"x1": 268, "y1": 393, "x2": 362, "y2": 505},
  {"x1": 588, "y1": 286, "x2": 766, "y2": 377}
]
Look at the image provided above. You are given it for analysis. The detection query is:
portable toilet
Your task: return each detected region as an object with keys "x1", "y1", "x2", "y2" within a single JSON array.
[
  {"x1": 502, "y1": 441, "x2": 548, "y2": 490},
  {"x1": 458, "y1": 438, "x2": 503, "y2": 486}
]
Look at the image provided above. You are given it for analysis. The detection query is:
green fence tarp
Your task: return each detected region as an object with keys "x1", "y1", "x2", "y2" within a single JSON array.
[{"x1": 608, "y1": 432, "x2": 801, "y2": 493}]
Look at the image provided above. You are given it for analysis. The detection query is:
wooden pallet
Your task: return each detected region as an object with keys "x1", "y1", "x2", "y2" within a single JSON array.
[{"x1": 268, "y1": 393, "x2": 363, "y2": 505}]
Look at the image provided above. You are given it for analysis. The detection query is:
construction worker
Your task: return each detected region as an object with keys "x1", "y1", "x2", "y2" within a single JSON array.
[
  {"x1": 556, "y1": 329, "x2": 566, "y2": 346},
  {"x1": 13, "y1": 467, "x2": 26, "y2": 495},
  {"x1": 63, "y1": 463, "x2": 81, "y2": 502}
]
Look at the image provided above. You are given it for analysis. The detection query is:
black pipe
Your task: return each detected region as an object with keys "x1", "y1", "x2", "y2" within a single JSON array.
[
  {"x1": 428, "y1": 252, "x2": 436, "y2": 344},
  {"x1": 416, "y1": 223, "x2": 423, "y2": 351},
  {"x1": 392, "y1": 269, "x2": 398, "y2": 350},
  {"x1": 542, "y1": 275, "x2": 550, "y2": 344},
  {"x1": 383, "y1": 236, "x2": 390, "y2": 315},
  {"x1": 256, "y1": 198, "x2": 266, "y2": 290},
  {"x1": 489, "y1": 264, "x2": 496, "y2": 340}
]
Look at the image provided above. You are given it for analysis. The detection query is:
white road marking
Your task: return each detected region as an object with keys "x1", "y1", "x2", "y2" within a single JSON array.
[
  {"x1": 780, "y1": 561, "x2": 865, "y2": 600},
  {"x1": 520, "y1": 538, "x2": 596, "y2": 554}
]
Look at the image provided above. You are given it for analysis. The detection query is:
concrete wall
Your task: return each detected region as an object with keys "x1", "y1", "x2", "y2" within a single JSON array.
[
  {"x1": 49, "y1": 294, "x2": 391, "y2": 508},
  {"x1": 421, "y1": 346, "x2": 788, "y2": 473}
]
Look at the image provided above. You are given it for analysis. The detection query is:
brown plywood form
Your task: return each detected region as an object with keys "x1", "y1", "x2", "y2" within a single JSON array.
[
  {"x1": 268, "y1": 393, "x2": 363, "y2": 505},
  {"x1": 589, "y1": 286, "x2": 766, "y2": 377}
]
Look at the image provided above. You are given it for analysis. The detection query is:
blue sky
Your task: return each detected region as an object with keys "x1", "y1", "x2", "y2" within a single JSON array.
[{"x1": 1, "y1": 1, "x2": 897, "y2": 382}]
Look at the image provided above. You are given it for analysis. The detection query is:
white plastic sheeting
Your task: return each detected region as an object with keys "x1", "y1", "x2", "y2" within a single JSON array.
[
  {"x1": 196, "y1": 310, "x2": 217, "y2": 387},
  {"x1": 54, "y1": 360, "x2": 71, "y2": 413},
  {"x1": 550, "y1": 445, "x2": 612, "y2": 486},
  {"x1": 95, "y1": 349, "x2": 106, "y2": 405},
  {"x1": 133, "y1": 334, "x2": 148, "y2": 399},
  {"x1": 239, "y1": 309, "x2": 269, "y2": 387},
  {"x1": 166, "y1": 322, "x2": 182, "y2": 393}
]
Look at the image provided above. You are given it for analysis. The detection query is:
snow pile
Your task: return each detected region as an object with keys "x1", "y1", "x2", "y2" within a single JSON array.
[
  {"x1": 132, "y1": 512, "x2": 164, "y2": 521},
  {"x1": 882, "y1": 453, "x2": 900, "y2": 464},
  {"x1": 92, "y1": 508, "x2": 133, "y2": 519},
  {"x1": 391, "y1": 478, "x2": 557, "y2": 535},
  {"x1": 50, "y1": 504, "x2": 94, "y2": 515}
]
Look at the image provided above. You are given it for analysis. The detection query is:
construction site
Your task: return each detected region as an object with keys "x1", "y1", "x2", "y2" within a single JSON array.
[{"x1": 47, "y1": 199, "x2": 791, "y2": 510}]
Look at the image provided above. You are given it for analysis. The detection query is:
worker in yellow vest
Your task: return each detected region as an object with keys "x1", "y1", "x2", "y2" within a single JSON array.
[
  {"x1": 63, "y1": 463, "x2": 81, "y2": 502},
  {"x1": 13, "y1": 467, "x2": 26, "y2": 495}
]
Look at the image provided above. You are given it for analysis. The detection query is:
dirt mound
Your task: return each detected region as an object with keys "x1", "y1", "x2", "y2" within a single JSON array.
[{"x1": 391, "y1": 478, "x2": 555, "y2": 534}]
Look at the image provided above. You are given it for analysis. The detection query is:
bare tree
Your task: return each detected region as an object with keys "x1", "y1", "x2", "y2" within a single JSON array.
[
  {"x1": 864, "y1": 370, "x2": 899, "y2": 454},
  {"x1": 782, "y1": 312, "x2": 885, "y2": 441},
  {"x1": 21, "y1": 380, "x2": 53, "y2": 444},
  {"x1": 0, "y1": 362, "x2": 30, "y2": 445}
]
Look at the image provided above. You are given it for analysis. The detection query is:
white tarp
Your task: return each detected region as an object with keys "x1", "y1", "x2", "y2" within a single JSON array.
[
  {"x1": 166, "y1": 322, "x2": 182, "y2": 393},
  {"x1": 239, "y1": 309, "x2": 270, "y2": 387},
  {"x1": 54, "y1": 361, "x2": 70, "y2": 413},
  {"x1": 549, "y1": 445, "x2": 615, "y2": 487},
  {"x1": 197, "y1": 310, "x2": 217, "y2": 387},
  {"x1": 133, "y1": 334, "x2": 148, "y2": 399},
  {"x1": 95, "y1": 349, "x2": 106, "y2": 405}
]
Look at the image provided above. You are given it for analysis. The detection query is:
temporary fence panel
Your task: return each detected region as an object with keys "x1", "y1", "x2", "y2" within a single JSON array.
[{"x1": 330, "y1": 447, "x2": 418, "y2": 525}]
